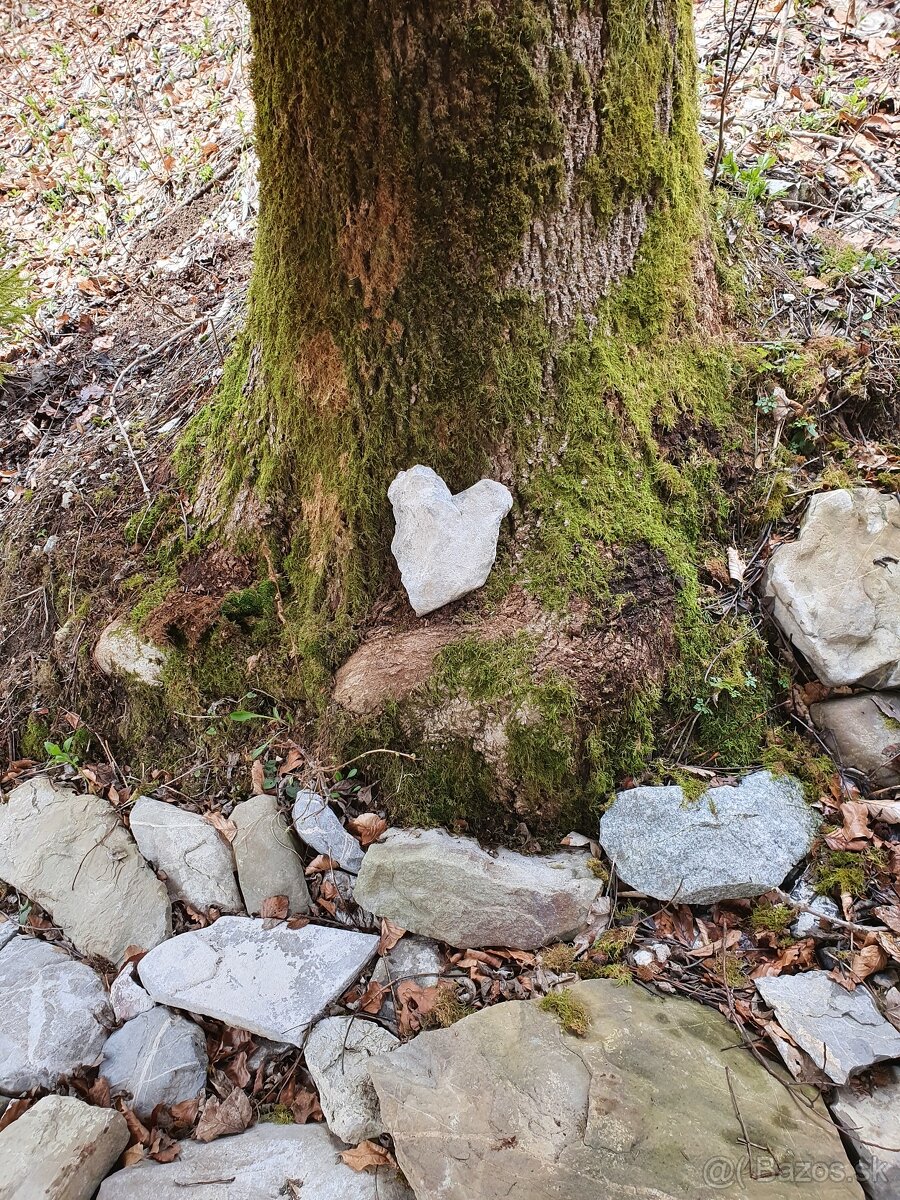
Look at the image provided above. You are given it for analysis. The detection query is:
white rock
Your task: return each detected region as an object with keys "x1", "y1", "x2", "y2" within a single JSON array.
[
  {"x1": 0, "y1": 1094, "x2": 129, "y2": 1200},
  {"x1": 0, "y1": 938, "x2": 113, "y2": 1094},
  {"x1": 0, "y1": 919, "x2": 16, "y2": 951},
  {"x1": 137, "y1": 916, "x2": 378, "y2": 1046},
  {"x1": 0, "y1": 777, "x2": 171, "y2": 964},
  {"x1": 388, "y1": 465, "x2": 513, "y2": 616},
  {"x1": 811, "y1": 693, "x2": 900, "y2": 786},
  {"x1": 633, "y1": 949, "x2": 655, "y2": 968},
  {"x1": 109, "y1": 964, "x2": 156, "y2": 1023},
  {"x1": 831, "y1": 1066, "x2": 900, "y2": 1200},
  {"x1": 789, "y1": 877, "x2": 841, "y2": 940},
  {"x1": 292, "y1": 790, "x2": 363, "y2": 873},
  {"x1": 232, "y1": 794, "x2": 310, "y2": 914},
  {"x1": 100, "y1": 1007, "x2": 207, "y2": 1120},
  {"x1": 97, "y1": 1122, "x2": 413, "y2": 1199},
  {"x1": 129, "y1": 796, "x2": 242, "y2": 914},
  {"x1": 94, "y1": 619, "x2": 167, "y2": 687},
  {"x1": 305, "y1": 1016, "x2": 399, "y2": 1143},
  {"x1": 372, "y1": 936, "x2": 444, "y2": 992},
  {"x1": 762, "y1": 489, "x2": 900, "y2": 688}
]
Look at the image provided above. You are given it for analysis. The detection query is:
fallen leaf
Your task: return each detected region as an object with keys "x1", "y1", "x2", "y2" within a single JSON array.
[
  {"x1": 291, "y1": 1088, "x2": 324, "y2": 1124},
  {"x1": 250, "y1": 759, "x2": 268, "y2": 795},
  {"x1": 858, "y1": 799, "x2": 900, "y2": 825},
  {"x1": 206, "y1": 811, "x2": 237, "y2": 843},
  {"x1": 121, "y1": 1144, "x2": 146, "y2": 1168},
  {"x1": 874, "y1": 906, "x2": 900, "y2": 934},
  {"x1": 260, "y1": 895, "x2": 289, "y2": 920},
  {"x1": 848, "y1": 942, "x2": 888, "y2": 983},
  {"x1": 356, "y1": 978, "x2": 388, "y2": 1014},
  {"x1": 347, "y1": 813, "x2": 388, "y2": 847},
  {"x1": 0, "y1": 1098, "x2": 32, "y2": 1132},
  {"x1": 305, "y1": 854, "x2": 340, "y2": 874},
  {"x1": 378, "y1": 917, "x2": 406, "y2": 954},
  {"x1": 194, "y1": 1089, "x2": 253, "y2": 1143},
  {"x1": 339, "y1": 1140, "x2": 397, "y2": 1172},
  {"x1": 560, "y1": 831, "x2": 591, "y2": 847},
  {"x1": 841, "y1": 801, "x2": 873, "y2": 843},
  {"x1": 687, "y1": 929, "x2": 742, "y2": 958},
  {"x1": 148, "y1": 1129, "x2": 181, "y2": 1163}
]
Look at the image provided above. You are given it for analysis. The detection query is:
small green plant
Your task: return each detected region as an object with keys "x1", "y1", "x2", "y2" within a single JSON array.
[
  {"x1": 0, "y1": 259, "x2": 34, "y2": 374},
  {"x1": 720, "y1": 150, "x2": 777, "y2": 202},
  {"x1": 44, "y1": 736, "x2": 81, "y2": 768},
  {"x1": 597, "y1": 963, "x2": 633, "y2": 986},
  {"x1": 540, "y1": 988, "x2": 591, "y2": 1037}
]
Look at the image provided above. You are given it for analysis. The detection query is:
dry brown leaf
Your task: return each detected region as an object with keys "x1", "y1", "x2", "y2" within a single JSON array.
[
  {"x1": 205, "y1": 811, "x2": 238, "y2": 843},
  {"x1": 194, "y1": 1088, "x2": 253, "y2": 1143},
  {"x1": 356, "y1": 978, "x2": 388, "y2": 1014},
  {"x1": 874, "y1": 906, "x2": 900, "y2": 934},
  {"x1": 687, "y1": 929, "x2": 742, "y2": 958},
  {"x1": 250, "y1": 759, "x2": 268, "y2": 795},
  {"x1": 305, "y1": 854, "x2": 340, "y2": 874},
  {"x1": 858, "y1": 799, "x2": 900, "y2": 825},
  {"x1": 116, "y1": 1102, "x2": 150, "y2": 1147},
  {"x1": 121, "y1": 1144, "x2": 146, "y2": 1168},
  {"x1": 378, "y1": 917, "x2": 406, "y2": 955},
  {"x1": 0, "y1": 1098, "x2": 32, "y2": 1132},
  {"x1": 347, "y1": 813, "x2": 388, "y2": 848},
  {"x1": 339, "y1": 1140, "x2": 397, "y2": 1172},
  {"x1": 876, "y1": 929, "x2": 900, "y2": 964},
  {"x1": 849, "y1": 942, "x2": 888, "y2": 983},
  {"x1": 279, "y1": 747, "x2": 304, "y2": 775},
  {"x1": 841, "y1": 801, "x2": 873, "y2": 843},
  {"x1": 147, "y1": 1129, "x2": 181, "y2": 1163},
  {"x1": 167, "y1": 1097, "x2": 200, "y2": 1133},
  {"x1": 395, "y1": 980, "x2": 440, "y2": 1037},
  {"x1": 223, "y1": 1050, "x2": 252, "y2": 1089},
  {"x1": 291, "y1": 1088, "x2": 324, "y2": 1124},
  {"x1": 260, "y1": 894, "x2": 289, "y2": 920}
]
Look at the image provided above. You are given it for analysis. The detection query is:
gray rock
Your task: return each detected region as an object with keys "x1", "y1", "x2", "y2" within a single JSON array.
[
  {"x1": 292, "y1": 790, "x2": 363, "y2": 873},
  {"x1": 372, "y1": 936, "x2": 444, "y2": 991},
  {"x1": 100, "y1": 1007, "x2": 207, "y2": 1120},
  {"x1": 137, "y1": 916, "x2": 378, "y2": 1046},
  {"x1": 811, "y1": 693, "x2": 900, "y2": 786},
  {"x1": 762, "y1": 488, "x2": 900, "y2": 688},
  {"x1": 232, "y1": 794, "x2": 310, "y2": 914},
  {"x1": 0, "y1": 777, "x2": 171, "y2": 964},
  {"x1": 94, "y1": 619, "x2": 167, "y2": 687},
  {"x1": 756, "y1": 972, "x2": 900, "y2": 1084},
  {"x1": 354, "y1": 828, "x2": 606, "y2": 950},
  {"x1": 369, "y1": 979, "x2": 861, "y2": 1199},
  {"x1": 305, "y1": 1016, "x2": 399, "y2": 1143},
  {"x1": 598, "y1": 770, "x2": 818, "y2": 905},
  {"x1": 129, "y1": 796, "x2": 242, "y2": 914},
  {"x1": 0, "y1": 919, "x2": 16, "y2": 951},
  {"x1": 0, "y1": 1094, "x2": 129, "y2": 1200},
  {"x1": 0, "y1": 938, "x2": 113, "y2": 1094},
  {"x1": 388, "y1": 465, "x2": 513, "y2": 616},
  {"x1": 789, "y1": 876, "x2": 841, "y2": 939},
  {"x1": 109, "y1": 964, "x2": 156, "y2": 1023},
  {"x1": 831, "y1": 1066, "x2": 900, "y2": 1200},
  {"x1": 97, "y1": 1123, "x2": 413, "y2": 1199}
]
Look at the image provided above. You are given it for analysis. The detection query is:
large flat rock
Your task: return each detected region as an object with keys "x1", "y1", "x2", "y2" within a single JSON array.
[
  {"x1": 830, "y1": 1066, "x2": 900, "y2": 1200},
  {"x1": 370, "y1": 980, "x2": 863, "y2": 1199},
  {"x1": 232, "y1": 794, "x2": 310, "y2": 914},
  {"x1": 305, "y1": 1016, "x2": 398, "y2": 1143},
  {"x1": 0, "y1": 777, "x2": 171, "y2": 963},
  {"x1": 811, "y1": 693, "x2": 900, "y2": 786},
  {"x1": 137, "y1": 916, "x2": 378, "y2": 1046},
  {"x1": 100, "y1": 1006, "x2": 207, "y2": 1121},
  {"x1": 762, "y1": 488, "x2": 900, "y2": 688},
  {"x1": 598, "y1": 770, "x2": 817, "y2": 904}
]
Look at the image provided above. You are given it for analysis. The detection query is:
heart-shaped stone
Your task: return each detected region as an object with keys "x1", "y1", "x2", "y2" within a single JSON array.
[{"x1": 388, "y1": 465, "x2": 513, "y2": 616}]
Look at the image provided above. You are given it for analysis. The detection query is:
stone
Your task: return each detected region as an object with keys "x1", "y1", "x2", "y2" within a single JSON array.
[
  {"x1": 0, "y1": 938, "x2": 113, "y2": 1094},
  {"x1": 0, "y1": 1094, "x2": 129, "y2": 1200},
  {"x1": 789, "y1": 876, "x2": 841, "y2": 940},
  {"x1": 354, "y1": 828, "x2": 606, "y2": 950},
  {"x1": 0, "y1": 777, "x2": 171, "y2": 964},
  {"x1": 304, "y1": 1016, "x2": 399, "y2": 1143},
  {"x1": 388, "y1": 465, "x2": 513, "y2": 616},
  {"x1": 100, "y1": 1007, "x2": 207, "y2": 1121},
  {"x1": 761, "y1": 488, "x2": 900, "y2": 688},
  {"x1": 598, "y1": 770, "x2": 818, "y2": 905},
  {"x1": 292, "y1": 790, "x2": 364, "y2": 873},
  {"x1": 369, "y1": 979, "x2": 861, "y2": 1199},
  {"x1": 0, "y1": 919, "x2": 16, "y2": 951},
  {"x1": 372, "y1": 936, "x2": 443, "y2": 991},
  {"x1": 831, "y1": 1066, "x2": 900, "y2": 1200},
  {"x1": 129, "y1": 796, "x2": 243, "y2": 914},
  {"x1": 109, "y1": 964, "x2": 156, "y2": 1023},
  {"x1": 811, "y1": 693, "x2": 900, "y2": 786},
  {"x1": 94, "y1": 619, "x2": 167, "y2": 687},
  {"x1": 137, "y1": 916, "x2": 378, "y2": 1046},
  {"x1": 232, "y1": 794, "x2": 310, "y2": 914},
  {"x1": 97, "y1": 1123, "x2": 413, "y2": 1199},
  {"x1": 756, "y1": 972, "x2": 900, "y2": 1084}
]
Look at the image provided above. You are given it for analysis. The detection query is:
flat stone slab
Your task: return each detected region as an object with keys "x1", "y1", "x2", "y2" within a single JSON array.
[
  {"x1": 109, "y1": 964, "x2": 156, "y2": 1023},
  {"x1": 762, "y1": 488, "x2": 900, "y2": 688},
  {"x1": 831, "y1": 1066, "x2": 900, "y2": 1200},
  {"x1": 0, "y1": 938, "x2": 113, "y2": 1094},
  {"x1": 756, "y1": 972, "x2": 900, "y2": 1084},
  {"x1": 129, "y1": 796, "x2": 243, "y2": 914},
  {"x1": 232, "y1": 794, "x2": 310, "y2": 914},
  {"x1": 369, "y1": 979, "x2": 862, "y2": 1199},
  {"x1": 305, "y1": 1016, "x2": 399, "y2": 1143},
  {"x1": 97, "y1": 1123, "x2": 414, "y2": 1199},
  {"x1": 354, "y1": 828, "x2": 606, "y2": 950},
  {"x1": 0, "y1": 777, "x2": 171, "y2": 963},
  {"x1": 0, "y1": 1094, "x2": 128, "y2": 1200},
  {"x1": 811, "y1": 693, "x2": 900, "y2": 786},
  {"x1": 137, "y1": 916, "x2": 379, "y2": 1046},
  {"x1": 598, "y1": 770, "x2": 818, "y2": 905},
  {"x1": 292, "y1": 791, "x2": 364, "y2": 873},
  {"x1": 100, "y1": 1007, "x2": 207, "y2": 1121},
  {"x1": 95, "y1": 619, "x2": 167, "y2": 687}
]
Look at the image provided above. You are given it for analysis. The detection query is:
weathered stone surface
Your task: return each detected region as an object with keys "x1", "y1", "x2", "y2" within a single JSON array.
[
  {"x1": 97, "y1": 1123, "x2": 413, "y2": 1199},
  {"x1": 94, "y1": 619, "x2": 167, "y2": 687},
  {"x1": 137, "y1": 916, "x2": 378, "y2": 1046},
  {"x1": 789, "y1": 876, "x2": 841, "y2": 940},
  {"x1": 354, "y1": 828, "x2": 605, "y2": 950},
  {"x1": 0, "y1": 1094, "x2": 129, "y2": 1200},
  {"x1": 0, "y1": 919, "x2": 16, "y2": 951},
  {"x1": 757, "y1": 972, "x2": 900, "y2": 1084},
  {"x1": 370, "y1": 980, "x2": 861, "y2": 1199},
  {"x1": 100, "y1": 1007, "x2": 207, "y2": 1120},
  {"x1": 0, "y1": 778, "x2": 171, "y2": 963},
  {"x1": 334, "y1": 627, "x2": 457, "y2": 715},
  {"x1": 598, "y1": 770, "x2": 818, "y2": 905},
  {"x1": 762, "y1": 488, "x2": 900, "y2": 688},
  {"x1": 129, "y1": 796, "x2": 242, "y2": 914},
  {"x1": 831, "y1": 1066, "x2": 900, "y2": 1200},
  {"x1": 0, "y1": 938, "x2": 112, "y2": 1094},
  {"x1": 305, "y1": 1016, "x2": 398, "y2": 1144},
  {"x1": 292, "y1": 790, "x2": 363, "y2": 873},
  {"x1": 388, "y1": 465, "x2": 513, "y2": 617},
  {"x1": 372, "y1": 936, "x2": 444, "y2": 991},
  {"x1": 232, "y1": 794, "x2": 310, "y2": 914},
  {"x1": 811, "y1": 693, "x2": 900, "y2": 786},
  {"x1": 109, "y1": 964, "x2": 155, "y2": 1023}
]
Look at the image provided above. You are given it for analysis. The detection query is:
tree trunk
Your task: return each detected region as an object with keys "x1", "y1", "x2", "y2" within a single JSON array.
[{"x1": 179, "y1": 0, "x2": 761, "y2": 835}]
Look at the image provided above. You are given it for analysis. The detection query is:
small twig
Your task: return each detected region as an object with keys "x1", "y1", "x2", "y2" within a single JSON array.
[{"x1": 771, "y1": 888, "x2": 886, "y2": 935}]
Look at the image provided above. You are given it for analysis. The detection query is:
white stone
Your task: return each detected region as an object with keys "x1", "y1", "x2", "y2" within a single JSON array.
[
  {"x1": 811, "y1": 693, "x2": 900, "y2": 786},
  {"x1": 0, "y1": 919, "x2": 16, "y2": 951},
  {"x1": 292, "y1": 790, "x2": 364, "y2": 873},
  {"x1": 762, "y1": 488, "x2": 900, "y2": 688},
  {"x1": 789, "y1": 876, "x2": 841, "y2": 940},
  {"x1": 0, "y1": 938, "x2": 113, "y2": 1094},
  {"x1": 354, "y1": 828, "x2": 606, "y2": 950},
  {"x1": 232, "y1": 794, "x2": 310, "y2": 914},
  {"x1": 305, "y1": 1016, "x2": 399, "y2": 1143},
  {"x1": 0, "y1": 1094, "x2": 129, "y2": 1200},
  {"x1": 109, "y1": 964, "x2": 156, "y2": 1023},
  {"x1": 0, "y1": 777, "x2": 171, "y2": 964},
  {"x1": 388, "y1": 465, "x2": 513, "y2": 616},
  {"x1": 129, "y1": 796, "x2": 242, "y2": 914},
  {"x1": 100, "y1": 1007, "x2": 207, "y2": 1120},
  {"x1": 94, "y1": 619, "x2": 167, "y2": 687},
  {"x1": 598, "y1": 771, "x2": 818, "y2": 905},
  {"x1": 372, "y1": 936, "x2": 444, "y2": 992},
  {"x1": 137, "y1": 916, "x2": 378, "y2": 1046},
  {"x1": 831, "y1": 1066, "x2": 900, "y2": 1199},
  {"x1": 97, "y1": 1122, "x2": 413, "y2": 1199}
]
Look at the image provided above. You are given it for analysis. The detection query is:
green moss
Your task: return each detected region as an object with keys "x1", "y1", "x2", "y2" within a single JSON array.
[
  {"x1": 541, "y1": 943, "x2": 578, "y2": 973},
  {"x1": 750, "y1": 902, "x2": 794, "y2": 940},
  {"x1": 259, "y1": 1104, "x2": 295, "y2": 1125},
  {"x1": 424, "y1": 985, "x2": 473, "y2": 1028},
  {"x1": 761, "y1": 728, "x2": 834, "y2": 803},
  {"x1": 20, "y1": 713, "x2": 51, "y2": 760},
  {"x1": 596, "y1": 963, "x2": 633, "y2": 986},
  {"x1": 814, "y1": 850, "x2": 867, "y2": 897},
  {"x1": 540, "y1": 988, "x2": 591, "y2": 1036},
  {"x1": 221, "y1": 580, "x2": 277, "y2": 624}
]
